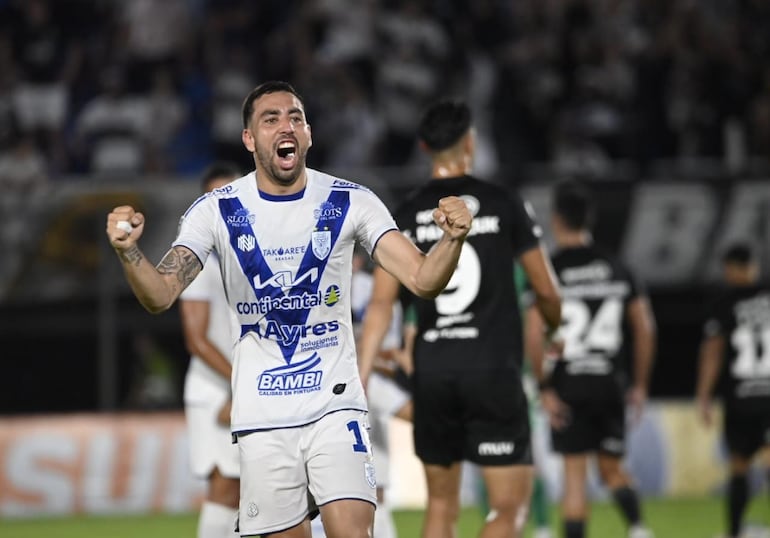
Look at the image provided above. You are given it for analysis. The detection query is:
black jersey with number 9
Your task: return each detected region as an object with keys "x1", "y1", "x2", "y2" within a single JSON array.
[{"x1": 394, "y1": 175, "x2": 541, "y2": 374}]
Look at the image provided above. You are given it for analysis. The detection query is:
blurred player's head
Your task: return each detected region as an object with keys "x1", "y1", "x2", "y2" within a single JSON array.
[
  {"x1": 553, "y1": 179, "x2": 594, "y2": 231},
  {"x1": 418, "y1": 100, "x2": 475, "y2": 173},
  {"x1": 241, "y1": 80, "x2": 311, "y2": 187},
  {"x1": 551, "y1": 179, "x2": 595, "y2": 244},
  {"x1": 721, "y1": 243, "x2": 759, "y2": 286},
  {"x1": 201, "y1": 162, "x2": 241, "y2": 193}
]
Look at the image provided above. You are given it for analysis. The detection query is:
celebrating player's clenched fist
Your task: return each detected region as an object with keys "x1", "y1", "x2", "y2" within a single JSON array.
[
  {"x1": 433, "y1": 196, "x2": 472, "y2": 240},
  {"x1": 106, "y1": 206, "x2": 145, "y2": 249}
]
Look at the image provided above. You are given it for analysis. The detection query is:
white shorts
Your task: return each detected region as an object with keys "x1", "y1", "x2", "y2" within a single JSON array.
[
  {"x1": 184, "y1": 367, "x2": 239, "y2": 479},
  {"x1": 236, "y1": 409, "x2": 377, "y2": 536},
  {"x1": 185, "y1": 401, "x2": 240, "y2": 479},
  {"x1": 366, "y1": 372, "x2": 410, "y2": 488}
]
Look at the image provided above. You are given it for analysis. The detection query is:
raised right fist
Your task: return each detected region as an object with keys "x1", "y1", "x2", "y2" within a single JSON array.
[{"x1": 106, "y1": 206, "x2": 145, "y2": 249}]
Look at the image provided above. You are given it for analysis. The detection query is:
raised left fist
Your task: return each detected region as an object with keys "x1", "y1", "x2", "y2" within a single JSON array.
[{"x1": 433, "y1": 196, "x2": 472, "y2": 240}]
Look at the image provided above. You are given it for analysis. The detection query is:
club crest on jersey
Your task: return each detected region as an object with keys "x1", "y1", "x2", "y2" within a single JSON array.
[
  {"x1": 364, "y1": 461, "x2": 377, "y2": 489},
  {"x1": 312, "y1": 228, "x2": 331, "y2": 260}
]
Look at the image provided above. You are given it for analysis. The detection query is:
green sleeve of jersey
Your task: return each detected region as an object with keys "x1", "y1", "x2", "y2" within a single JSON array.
[
  {"x1": 403, "y1": 303, "x2": 418, "y2": 326},
  {"x1": 515, "y1": 263, "x2": 533, "y2": 377}
]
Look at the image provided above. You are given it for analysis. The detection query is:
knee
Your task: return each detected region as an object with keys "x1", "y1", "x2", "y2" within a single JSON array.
[
  {"x1": 427, "y1": 494, "x2": 461, "y2": 521},
  {"x1": 486, "y1": 500, "x2": 530, "y2": 530},
  {"x1": 599, "y1": 464, "x2": 629, "y2": 490},
  {"x1": 489, "y1": 493, "x2": 529, "y2": 517}
]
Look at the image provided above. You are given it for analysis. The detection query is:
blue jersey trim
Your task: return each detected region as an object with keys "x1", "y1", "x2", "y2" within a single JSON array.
[
  {"x1": 258, "y1": 188, "x2": 305, "y2": 201},
  {"x1": 182, "y1": 193, "x2": 209, "y2": 218},
  {"x1": 233, "y1": 407, "x2": 368, "y2": 434},
  {"x1": 220, "y1": 190, "x2": 351, "y2": 364}
]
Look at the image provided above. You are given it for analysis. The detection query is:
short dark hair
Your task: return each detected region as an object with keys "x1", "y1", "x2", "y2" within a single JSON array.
[
  {"x1": 418, "y1": 100, "x2": 472, "y2": 151},
  {"x1": 242, "y1": 81, "x2": 305, "y2": 128},
  {"x1": 553, "y1": 179, "x2": 594, "y2": 231},
  {"x1": 201, "y1": 162, "x2": 241, "y2": 192},
  {"x1": 722, "y1": 243, "x2": 754, "y2": 266}
]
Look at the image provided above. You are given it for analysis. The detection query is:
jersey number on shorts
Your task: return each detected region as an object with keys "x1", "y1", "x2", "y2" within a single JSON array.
[
  {"x1": 346, "y1": 420, "x2": 368, "y2": 453},
  {"x1": 731, "y1": 325, "x2": 770, "y2": 379},
  {"x1": 561, "y1": 298, "x2": 623, "y2": 360}
]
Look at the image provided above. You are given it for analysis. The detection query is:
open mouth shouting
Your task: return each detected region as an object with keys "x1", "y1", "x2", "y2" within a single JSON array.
[{"x1": 276, "y1": 139, "x2": 297, "y2": 170}]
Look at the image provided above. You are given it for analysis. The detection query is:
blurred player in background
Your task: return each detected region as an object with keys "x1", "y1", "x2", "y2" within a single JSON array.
[
  {"x1": 180, "y1": 163, "x2": 241, "y2": 538},
  {"x1": 311, "y1": 250, "x2": 412, "y2": 538},
  {"x1": 476, "y1": 263, "x2": 553, "y2": 538},
  {"x1": 359, "y1": 99, "x2": 562, "y2": 538},
  {"x1": 354, "y1": 250, "x2": 413, "y2": 538},
  {"x1": 526, "y1": 180, "x2": 656, "y2": 538},
  {"x1": 696, "y1": 244, "x2": 770, "y2": 538},
  {"x1": 106, "y1": 80, "x2": 472, "y2": 538}
]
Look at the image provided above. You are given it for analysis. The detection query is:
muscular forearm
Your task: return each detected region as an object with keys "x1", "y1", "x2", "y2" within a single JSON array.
[
  {"x1": 520, "y1": 245, "x2": 562, "y2": 331},
  {"x1": 412, "y1": 235, "x2": 464, "y2": 299},
  {"x1": 535, "y1": 294, "x2": 561, "y2": 334},
  {"x1": 357, "y1": 299, "x2": 395, "y2": 383},
  {"x1": 629, "y1": 297, "x2": 656, "y2": 391},
  {"x1": 117, "y1": 245, "x2": 201, "y2": 313},
  {"x1": 524, "y1": 307, "x2": 547, "y2": 381},
  {"x1": 116, "y1": 245, "x2": 177, "y2": 313},
  {"x1": 696, "y1": 338, "x2": 724, "y2": 401},
  {"x1": 190, "y1": 340, "x2": 232, "y2": 380},
  {"x1": 633, "y1": 332, "x2": 655, "y2": 391}
]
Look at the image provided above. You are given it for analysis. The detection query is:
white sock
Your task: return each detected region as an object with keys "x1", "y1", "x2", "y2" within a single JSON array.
[
  {"x1": 374, "y1": 502, "x2": 397, "y2": 538},
  {"x1": 198, "y1": 501, "x2": 238, "y2": 538}
]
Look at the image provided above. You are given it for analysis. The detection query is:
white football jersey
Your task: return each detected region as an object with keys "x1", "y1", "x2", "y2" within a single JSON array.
[{"x1": 173, "y1": 169, "x2": 398, "y2": 432}]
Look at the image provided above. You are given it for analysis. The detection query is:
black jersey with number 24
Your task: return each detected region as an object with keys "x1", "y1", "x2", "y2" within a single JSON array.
[
  {"x1": 394, "y1": 175, "x2": 540, "y2": 374},
  {"x1": 549, "y1": 245, "x2": 640, "y2": 402}
]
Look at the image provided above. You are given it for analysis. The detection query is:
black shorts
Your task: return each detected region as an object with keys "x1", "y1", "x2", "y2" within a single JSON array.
[
  {"x1": 724, "y1": 406, "x2": 770, "y2": 458},
  {"x1": 412, "y1": 369, "x2": 532, "y2": 467},
  {"x1": 550, "y1": 395, "x2": 626, "y2": 456}
]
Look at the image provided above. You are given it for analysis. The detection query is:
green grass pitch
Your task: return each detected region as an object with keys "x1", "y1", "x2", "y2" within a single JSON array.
[{"x1": 2, "y1": 496, "x2": 767, "y2": 537}]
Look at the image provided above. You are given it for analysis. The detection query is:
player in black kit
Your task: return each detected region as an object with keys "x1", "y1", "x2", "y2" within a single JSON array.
[
  {"x1": 525, "y1": 180, "x2": 656, "y2": 538},
  {"x1": 696, "y1": 244, "x2": 770, "y2": 538},
  {"x1": 358, "y1": 100, "x2": 562, "y2": 538}
]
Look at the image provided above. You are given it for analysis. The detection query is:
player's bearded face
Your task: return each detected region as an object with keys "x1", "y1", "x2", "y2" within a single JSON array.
[{"x1": 248, "y1": 92, "x2": 312, "y2": 186}]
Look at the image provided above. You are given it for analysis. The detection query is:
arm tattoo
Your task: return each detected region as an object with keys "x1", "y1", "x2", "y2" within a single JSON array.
[
  {"x1": 119, "y1": 245, "x2": 144, "y2": 267},
  {"x1": 157, "y1": 246, "x2": 202, "y2": 289}
]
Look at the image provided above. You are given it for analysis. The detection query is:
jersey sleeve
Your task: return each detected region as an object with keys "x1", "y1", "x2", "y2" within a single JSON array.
[
  {"x1": 172, "y1": 193, "x2": 218, "y2": 267},
  {"x1": 351, "y1": 189, "x2": 398, "y2": 257},
  {"x1": 509, "y1": 192, "x2": 542, "y2": 257},
  {"x1": 618, "y1": 262, "x2": 644, "y2": 301},
  {"x1": 702, "y1": 296, "x2": 728, "y2": 338}
]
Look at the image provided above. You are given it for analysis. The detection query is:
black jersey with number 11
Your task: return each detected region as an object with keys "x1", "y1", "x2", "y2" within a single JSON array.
[
  {"x1": 703, "y1": 285, "x2": 770, "y2": 413},
  {"x1": 394, "y1": 175, "x2": 540, "y2": 374}
]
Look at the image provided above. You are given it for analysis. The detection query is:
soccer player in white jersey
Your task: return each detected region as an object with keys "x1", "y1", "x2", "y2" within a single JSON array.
[
  {"x1": 180, "y1": 163, "x2": 242, "y2": 538},
  {"x1": 106, "y1": 80, "x2": 472, "y2": 538}
]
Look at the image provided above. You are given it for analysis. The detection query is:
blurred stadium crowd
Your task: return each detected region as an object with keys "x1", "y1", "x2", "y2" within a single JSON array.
[{"x1": 1, "y1": 0, "x2": 770, "y2": 190}]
